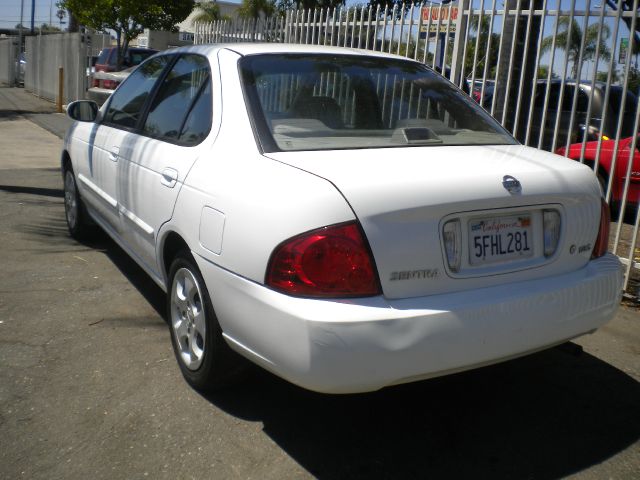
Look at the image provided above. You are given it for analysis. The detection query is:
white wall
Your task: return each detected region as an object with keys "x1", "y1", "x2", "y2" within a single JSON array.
[
  {"x1": 0, "y1": 37, "x2": 18, "y2": 86},
  {"x1": 24, "y1": 33, "x2": 84, "y2": 103}
]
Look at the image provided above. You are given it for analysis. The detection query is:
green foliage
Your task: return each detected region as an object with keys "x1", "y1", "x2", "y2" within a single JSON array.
[
  {"x1": 596, "y1": 69, "x2": 620, "y2": 84},
  {"x1": 463, "y1": 15, "x2": 500, "y2": 79},
  {"x1": 628, "y1": 67, "x2": 640, "y2": 95},
  {"x1": 192, "y1": 1, "x2": 222, "y2": 23},
  {"x1": 296, "y1": 0, "x2": 344, "y2": 8},
  {"x1": 39, "y1": 23, "x2": 63, "y2": 32},
  {"x1": 541, "y1": 17, "x2": 611, "y2": 79},
  {"x1": 536, "y1": 65, "x2": 558, "y2": 80},
  {"x1": 60, "y1": 0, "x2": 194, "y2": 68},
  {"x1": 238, "y1": 0, "x2": 276, "y2": 19}
]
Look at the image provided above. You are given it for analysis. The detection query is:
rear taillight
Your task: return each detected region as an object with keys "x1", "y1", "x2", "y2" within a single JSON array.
[
  {"x1": 103, "y1": 79, "x2": 118, "y2": 89},
  {"x1": 592, "y1": 198, "x2": 610, "y2": 259},
  {"x1": 91, "y1": 78, "x2": 99, "y2": 88},
  {"x1": 266, "y1": 222, "x2": 381, "y2": 298}
]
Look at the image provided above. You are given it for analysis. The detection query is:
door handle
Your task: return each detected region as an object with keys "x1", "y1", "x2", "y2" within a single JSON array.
[
  {"x1": 161, "y1": 168, "x2": 178, "y2": 188},
  {"x1": 108, "y1": 146, "x2": 119, "y2": 162}
]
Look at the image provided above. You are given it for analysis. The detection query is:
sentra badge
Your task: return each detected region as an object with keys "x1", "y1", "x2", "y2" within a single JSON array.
[
  {"x1": 502, "y1": 175, "x2": 522, "y2": 194},
  {"x1": 390, "y1": 269, "x2": 440, "y2": 281}
]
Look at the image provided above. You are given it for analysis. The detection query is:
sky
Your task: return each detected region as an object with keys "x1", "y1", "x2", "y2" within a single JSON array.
[{"x1": 0, "y1": 0, "x2": 63, "y2": 29}]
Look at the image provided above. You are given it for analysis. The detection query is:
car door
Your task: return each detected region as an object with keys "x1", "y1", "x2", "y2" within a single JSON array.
[
  {"x1": 86, "y1": 55, "x2": 171, "y2": 235},
  {"x1": 116, "y1": 54, "x2": 214, "y2": 276}
]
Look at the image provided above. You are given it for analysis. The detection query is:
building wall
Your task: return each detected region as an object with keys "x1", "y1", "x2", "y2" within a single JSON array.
[
  {"x1": 0, "y1": 37, "x2": 18, "y2": 86},
  {"x1": 136, "y1": 30, "x2": 194, "y2": 50}
]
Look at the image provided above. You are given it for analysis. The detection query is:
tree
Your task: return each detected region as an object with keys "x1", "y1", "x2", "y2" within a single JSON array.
[
  {"x1": 537, "y1": 65, "x2": 558, "y2": 80},
  {"x1": 60, "y1": 0, "x2": 194, "y2": 69},
  {"x1": 596, "y1": 69, "x2": 620, "y2": 84},
  {"x1": 39, "y1": 23, "x2": 62, "y2": 32},
  {"x1": 290, "y1": 0, "x2": 344, "y2": 8},
  {"x1": 192, "y1": 1, "x2": 223, "y2": 23},
  {"x1": 541, "y1": 17, "x2": 611, "y2": 80},
  {"x1": 463, "y1": 15, "x2": 500, "y2": 79},
  {"x1": 628, "y1": 67, "x2": 640, "y2": 96},
  {"x1": 238, "y1": 0, "x2": 276, "y2": 19}
]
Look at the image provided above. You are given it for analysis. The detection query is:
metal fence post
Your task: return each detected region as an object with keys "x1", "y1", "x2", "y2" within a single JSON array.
[{"x1": 57, "y1": 66, "x2": 63, "y2": 113}]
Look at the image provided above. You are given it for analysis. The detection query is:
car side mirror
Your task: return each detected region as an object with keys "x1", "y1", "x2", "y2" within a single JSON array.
[{"x1": 67, "y1": 100, "x2": 98, "y2": 122}]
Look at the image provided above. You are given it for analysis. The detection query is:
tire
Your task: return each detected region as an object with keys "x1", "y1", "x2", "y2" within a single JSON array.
[
  {"x1": 63, "y1": 167, "x2": 93, "y2": 240},
  {"x1": 167, "y1": 251, "x2": 246, "y2": 391}
]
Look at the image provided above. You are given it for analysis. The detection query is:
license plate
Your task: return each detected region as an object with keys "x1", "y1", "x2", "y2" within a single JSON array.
[{"x1": 469, "y1": 214, "x2": 533, "y2": 265}]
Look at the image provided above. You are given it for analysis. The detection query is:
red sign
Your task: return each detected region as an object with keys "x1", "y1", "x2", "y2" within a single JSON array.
[
  {"x1": 421, "y1": 4, "x2": 459, "y2": 33},
  {"x1": 422, "y1": 6, "x2": 458, "y2": 22}
]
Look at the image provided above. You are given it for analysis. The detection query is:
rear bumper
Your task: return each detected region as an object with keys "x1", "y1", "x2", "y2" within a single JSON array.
[{"x1": 197, "y1": 254, "x2": 623, "y2": 394}]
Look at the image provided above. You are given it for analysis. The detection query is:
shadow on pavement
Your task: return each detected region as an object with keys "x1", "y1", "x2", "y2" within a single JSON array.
[
  {"x1": 202, "y1": 350, "x2": 640, "y2": 479},
  {"x1": 0, "y1": 110, "x2": 54, "y2": 119},
  {"x1": 21, "y1": 211, "x2": 166, "y2": 319},
  {"x1": 81, "y1": 233, "x2": 167, "y2": 319},
  {"x1": 0, "y1": 184, "x2": 64, "y2": 198}
]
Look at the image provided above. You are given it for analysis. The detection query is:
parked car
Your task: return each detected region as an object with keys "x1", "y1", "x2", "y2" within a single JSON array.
[
  {"x1": 87, "y1": 67, "x2": 133, "y2": 105},
  {"x1": 529, "y1": 80, "x2": 638, "y2": 151},
  {"x1": 556, "y1": 135, "x2": 640, "y2": 220},
  {"x1": 62, "y1": 44, "x2": 622, "y2": 394},
  {"x1": 471, "y1": 78, "x2": 495, "y2": 104},
  {"x1": 93, "y1": 46, "x2": 158, "y2": 73},
  {"x1": 15, "y1": 52, "x2": 25, "y2": 85},
  {"x1": 88, "y1": 47, "x2": 158, "y2": 104}
]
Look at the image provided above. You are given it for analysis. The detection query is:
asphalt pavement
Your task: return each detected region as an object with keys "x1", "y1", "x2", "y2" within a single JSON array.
[{"x1": 0, "y1": 86, "x2": 639, "y2": 480}]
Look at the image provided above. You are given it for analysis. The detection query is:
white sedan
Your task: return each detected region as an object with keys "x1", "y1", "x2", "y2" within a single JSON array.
[{"x1": 62, "y1": 44, "x2": 622, "y2": 394}]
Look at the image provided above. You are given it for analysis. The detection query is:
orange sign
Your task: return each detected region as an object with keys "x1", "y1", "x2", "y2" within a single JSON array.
[{"x1": 420, "y1": 3, "x2": 458, "y2": 34}]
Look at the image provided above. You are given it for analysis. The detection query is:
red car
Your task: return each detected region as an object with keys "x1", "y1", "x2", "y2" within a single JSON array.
[{"x1": 557, "y1": 136, "x2": 640, "y2": 219}]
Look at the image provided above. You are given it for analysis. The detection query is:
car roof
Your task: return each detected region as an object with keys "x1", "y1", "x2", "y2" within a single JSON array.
[{"x1": 164, "y1": 43, "x2": 421, "y2": 62}]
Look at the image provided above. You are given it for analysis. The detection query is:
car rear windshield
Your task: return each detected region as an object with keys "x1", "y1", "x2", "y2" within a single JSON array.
[
  {"x1": 96, "y1": 48, "x2": 157, "y2": 67},
  {"x1": 240, "y1": 54, "x2": 516, "y2": 152},
  {"x1": 96, "y1": 48, "x2": 112, "y2": 65}
]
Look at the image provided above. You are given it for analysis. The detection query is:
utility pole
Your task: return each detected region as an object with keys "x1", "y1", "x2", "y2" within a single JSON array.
[{"x1": 30, "y1": 0, "x2": 35, "y2": 34}]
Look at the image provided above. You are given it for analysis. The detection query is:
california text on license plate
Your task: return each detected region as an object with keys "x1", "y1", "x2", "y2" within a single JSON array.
[{"x1": 469, "y1": 214, "x2": 533, "y2": 265}]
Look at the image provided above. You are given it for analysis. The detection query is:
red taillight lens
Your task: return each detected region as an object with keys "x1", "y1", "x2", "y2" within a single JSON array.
[
  {"x1": 103, "y1": 79, "x2": 118, "y2": 89},
  {"x1": 266, "y1": 222, "x2": 381, "y2": 298},
  {"x1": 91, "y1": 78, "x2": 99, "y2": 88},
  {"x1": 592, "y1": 198, "x2": 610, "y2": 259}
]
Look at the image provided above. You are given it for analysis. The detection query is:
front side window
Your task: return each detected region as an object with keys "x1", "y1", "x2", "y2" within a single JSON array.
[
  {"x1": 142, "y1": 54, "x2": 211, "y2": 144},
  {"x1": 240, "y1": 54, "x2": 516, "y2": 152},
  {"x1": 103, "y1": 55, "x2": 171, "y2": 129}
]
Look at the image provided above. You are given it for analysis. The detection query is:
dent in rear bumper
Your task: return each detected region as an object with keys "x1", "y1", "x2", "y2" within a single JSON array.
[{"x1": 196, "y1": 253, "x2": 623, "y2": 394}]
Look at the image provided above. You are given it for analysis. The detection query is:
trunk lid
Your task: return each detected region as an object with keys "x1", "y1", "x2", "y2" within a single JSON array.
[{"x1": 266, "y1": 144, "x2": 602, "y2": 299}]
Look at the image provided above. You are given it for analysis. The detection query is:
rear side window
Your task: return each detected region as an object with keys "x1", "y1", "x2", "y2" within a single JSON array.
[
  {"x1": 142, "y1": 54, "x2": 211, "y2": 145},
  {"x1": 103, "y1": 56, "x2": 171, "y2": 129},
  {"x1": 179, "y1": 81, "x2": 213, "y2": 145}
]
